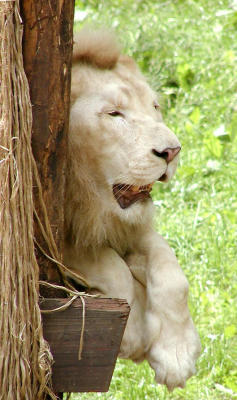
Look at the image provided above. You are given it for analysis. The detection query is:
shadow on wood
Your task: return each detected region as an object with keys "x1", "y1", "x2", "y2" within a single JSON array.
[{"x1": 41, "y1": 297, "x2": 130, "y2": 393}]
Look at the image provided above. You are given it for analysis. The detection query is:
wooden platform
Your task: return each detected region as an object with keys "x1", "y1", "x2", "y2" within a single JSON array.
[{"x1": 41, "y1": 297, "x2": 130, "y2": 392}]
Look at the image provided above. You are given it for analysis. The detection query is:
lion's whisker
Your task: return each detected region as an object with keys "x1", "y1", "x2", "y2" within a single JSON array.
[
  {"x1": 114, "y1": 183, "x2": 130, "y2": 199},
  {"x1": 116, "y1": 184, "x2": 134, "y2": 201}
]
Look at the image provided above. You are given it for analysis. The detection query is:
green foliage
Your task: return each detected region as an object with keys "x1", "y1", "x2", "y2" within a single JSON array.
[{"x1": 71, "y1": 0, "x2": 237, "y2": 399}]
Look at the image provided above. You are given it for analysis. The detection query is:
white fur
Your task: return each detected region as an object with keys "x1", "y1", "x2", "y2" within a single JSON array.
[{"x1": 64, "y1": 29, "x2": 201, "y2": 391}]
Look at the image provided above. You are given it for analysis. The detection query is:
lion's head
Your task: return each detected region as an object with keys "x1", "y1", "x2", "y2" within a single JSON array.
[{"x1": 66, "y1": 28, "x2": 180, "y2": 241}]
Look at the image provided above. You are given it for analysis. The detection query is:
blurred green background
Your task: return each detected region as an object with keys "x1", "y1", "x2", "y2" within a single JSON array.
[{"x1": 68, "y1": 1, "x2": 237, "y2": 398}]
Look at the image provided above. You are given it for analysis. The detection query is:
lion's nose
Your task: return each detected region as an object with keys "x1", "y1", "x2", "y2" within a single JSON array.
[{"x1": 152, "y1": 146, "x2": 181, "y2": 163}]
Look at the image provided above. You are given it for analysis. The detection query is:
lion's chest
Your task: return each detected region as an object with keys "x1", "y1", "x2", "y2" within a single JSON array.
[{"x1": 103, "y1": 215, "x2": 135, "y2": 257}]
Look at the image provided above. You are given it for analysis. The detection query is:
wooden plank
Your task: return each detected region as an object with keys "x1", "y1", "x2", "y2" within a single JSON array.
[{"x1": 41, "y1": 297, "x2": 130, "y2": 392}]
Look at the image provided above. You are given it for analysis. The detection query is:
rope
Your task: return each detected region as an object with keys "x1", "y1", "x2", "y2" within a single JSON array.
[
  {"x1": 78, "y1": 296, "x2": 86, "y2": 360},
  {"x1": 0, "y1": 1, "x2": 56, "y2": 398},
  {"x1": 34, "y1": 237, "x2": 89, "y2": 288}
]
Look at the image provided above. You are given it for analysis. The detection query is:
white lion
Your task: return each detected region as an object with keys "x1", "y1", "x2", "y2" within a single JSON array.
[{"x1": 64, "y1": 28, "x2": 201, "y2": 391}]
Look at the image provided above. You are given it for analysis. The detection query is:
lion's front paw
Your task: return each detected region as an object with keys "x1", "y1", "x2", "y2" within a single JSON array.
[{"x1": 146, "y1": 313, "x2": 201, "y2": 391}]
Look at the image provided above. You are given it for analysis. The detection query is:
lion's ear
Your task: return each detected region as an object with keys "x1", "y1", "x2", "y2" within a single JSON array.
[
  {"x1": 118, "y1": 55, "x2": 140, "y2": 73},
  {"x1": 73, "y1": 28, "x2": 121, "y2": 69}
]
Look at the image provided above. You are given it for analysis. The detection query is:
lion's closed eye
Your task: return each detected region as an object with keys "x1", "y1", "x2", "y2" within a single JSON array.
[
  {"x1": 108, "y1": 110, "x2": 124, "y2": 117},
  {"x1": 153, "y1": 102, "x2": 160, "y2": 110}
]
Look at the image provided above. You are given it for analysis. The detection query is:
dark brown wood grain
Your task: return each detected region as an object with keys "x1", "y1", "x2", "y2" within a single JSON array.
[
  {"x1": 41, "y1": 297, "x2": 130, "y2": 392},
  {"x1": 21, "y1": 0, "x2": 75, "y2": 295}
]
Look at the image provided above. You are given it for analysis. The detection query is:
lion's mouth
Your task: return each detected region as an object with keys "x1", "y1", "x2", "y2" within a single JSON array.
[
  {"x1": 113, "y1": 183, "x2": 154, "y2": 209},
  {"x1": 113, "y1": 173, "x2": 168, "y2": 209}
]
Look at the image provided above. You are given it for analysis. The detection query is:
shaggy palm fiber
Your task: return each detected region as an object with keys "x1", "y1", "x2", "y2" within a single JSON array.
[{"x1": 0, "y1": 2, "x2": 56, "y2": 399}]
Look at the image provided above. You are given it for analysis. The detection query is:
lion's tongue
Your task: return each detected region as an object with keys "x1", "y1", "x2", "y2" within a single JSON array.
[{"x1": 113, "y1": 184, "x2": 153, "y2": 209}]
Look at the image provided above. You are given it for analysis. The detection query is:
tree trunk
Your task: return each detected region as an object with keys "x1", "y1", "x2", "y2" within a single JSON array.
[{"x1": 21, "y1": 0, "x2": 75, "y2": 297}]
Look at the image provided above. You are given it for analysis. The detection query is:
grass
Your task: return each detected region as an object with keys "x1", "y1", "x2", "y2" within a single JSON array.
[{"x1": 68, "y1": 0, "x2": 237, "y2": 398}]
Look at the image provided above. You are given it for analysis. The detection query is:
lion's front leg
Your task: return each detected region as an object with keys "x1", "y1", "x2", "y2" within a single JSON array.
[
  {"x1": 137, "y1": 230, "x2": 201, "y2": 391},
  {"x1": 64, "y1": 244, "x2": 146, "y2": 361}
]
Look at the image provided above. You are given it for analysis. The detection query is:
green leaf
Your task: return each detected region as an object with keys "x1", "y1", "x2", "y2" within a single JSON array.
[
  {"x1": 190, "y1": 107, "x2": 201, "y2": 125},
  {"x1": 229, "y1": 113, "x2": 237, "y2": 140},
  {"x1": 213, "y1": 124, "x2": 231, "y2": 142},
  {"x1": 204, "y1": 133, "x2": 223, "y2": 158},
  {"x1": 224, "y1": 324, "x2": 236, "y2": 338},
  {"x1": 223, "y1": 376, "x2": 237, "y2": 392},
  {"x1": 178, "y1": 165, "x2": 196, "y2": 178},
  {"x1": 224, "y1": 50, "x2": 235, "y2": 64},
  {"x1": 185, "y1": 121, "x2": 194, "y2": 134},
  {"x1": 176, "y1": 63, "x2": 195, "y2": 89}
]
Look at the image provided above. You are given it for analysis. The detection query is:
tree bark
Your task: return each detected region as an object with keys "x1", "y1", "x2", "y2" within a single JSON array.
[{"x1": 21, "y1": 0, "x2": 75, "y2": 297}]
